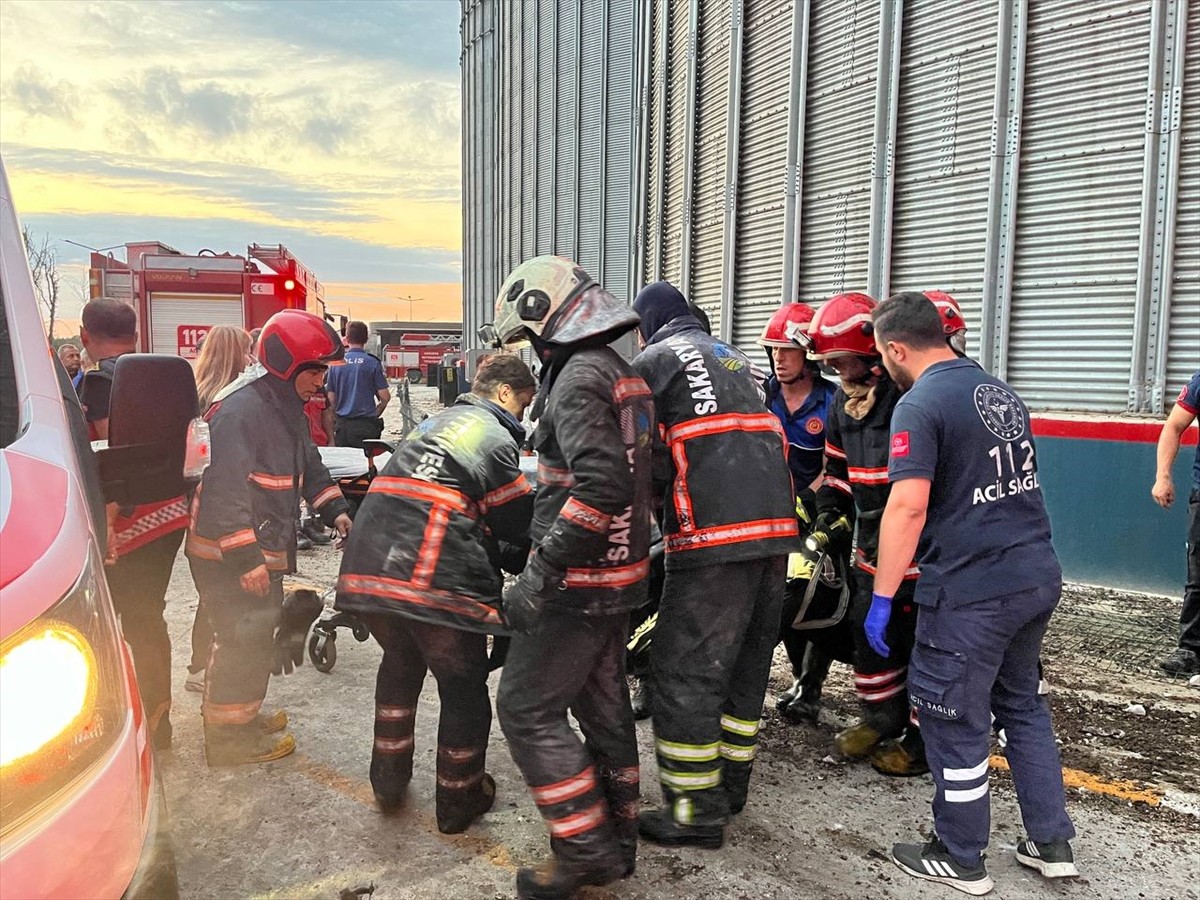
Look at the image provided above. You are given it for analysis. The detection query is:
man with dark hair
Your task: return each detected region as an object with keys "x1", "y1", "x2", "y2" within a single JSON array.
[
  {"x1": 78, "y1": 297, "x2": 190, "y2": 750},
  {"x1": 57, "y1": 343, "x2": 81, "y2": 378},
  {"x1": 325, "y1": 320, "x2": 391, "y2": 448},
  {"x1": 336, "y1": 352, "x2": 535, "y2": 832},
  {"x1": 871, "y1": 291, "x2": 1076, "y2": 894}
]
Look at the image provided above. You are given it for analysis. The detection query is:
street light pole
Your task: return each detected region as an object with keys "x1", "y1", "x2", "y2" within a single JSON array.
[{"x1": 398, "y1": 295, "x2": 424, "y2": 322}]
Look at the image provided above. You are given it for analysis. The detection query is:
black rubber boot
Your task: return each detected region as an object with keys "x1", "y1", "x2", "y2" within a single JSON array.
[
  {"x1": 515, "y1": 840, "x2": 627, "y2": 900},
  {"x1": 370, "y1": 752, "x2": 413, "y2": 814},
  {"x1": 437, "y1": 774, "x2": 496, "y2": 834},
  {"x1": 637, "y1": 808, "x2": 724, "y2": 849}
]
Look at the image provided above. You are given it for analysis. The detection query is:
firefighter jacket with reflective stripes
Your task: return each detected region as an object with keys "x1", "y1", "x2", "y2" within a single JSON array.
[
  {"x1": 531, "y1": 345, "x2": 655, "y2": 615},
  {"x1": 816, "y1": 375, "x2": 919, "y2": 580},
  {"x1": 632, "y1": 316, "x2": 800, "y2": 570},
  {"x1": 186, "y1": 373, "x2": 349, "y2": 576},
  {"x1": 334, "y1": 393, "x2": 534, "y2": 635}
]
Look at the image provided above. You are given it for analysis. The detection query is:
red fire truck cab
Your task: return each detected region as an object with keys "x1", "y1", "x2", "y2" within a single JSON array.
[{"x1": 89, "y1": 242, "x2": 327, "y2": 357}]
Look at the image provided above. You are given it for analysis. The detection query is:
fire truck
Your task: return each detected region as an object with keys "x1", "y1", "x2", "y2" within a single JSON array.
[
  {"x1": 376, "y1": 324, "x2": 463, "y2": 383},
  {"x1": 88, "y1": 242, "x2": 332, "y2": 357}
]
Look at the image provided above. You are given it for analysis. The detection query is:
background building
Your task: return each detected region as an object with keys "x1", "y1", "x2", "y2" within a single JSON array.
[{"x1": 461, "y1": 0, "x2": 1200, "y2": 594}]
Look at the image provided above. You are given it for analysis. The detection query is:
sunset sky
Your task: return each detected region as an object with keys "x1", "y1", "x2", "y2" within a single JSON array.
[{"x1": 0, "y1": 0, "x2": 464, "y2": 326}]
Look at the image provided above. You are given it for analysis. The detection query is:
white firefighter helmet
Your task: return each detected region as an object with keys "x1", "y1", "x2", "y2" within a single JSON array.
[{"x1": 486, "y1": 255, "x2": 639, "y2": 350}]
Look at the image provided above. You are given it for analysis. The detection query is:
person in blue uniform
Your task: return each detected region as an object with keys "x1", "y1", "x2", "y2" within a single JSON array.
[
  {"x1": 869, "y1": 292, "x2": 1076, "y2": 896},
  {"x1": 325, "y1": 320, "x2": 391, "y2": 448},
  {"x1": 1152, "y1": 369, "x2": 1200, "y2": 675}
]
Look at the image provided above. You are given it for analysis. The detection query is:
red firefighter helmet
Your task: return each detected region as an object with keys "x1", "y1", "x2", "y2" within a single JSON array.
[
  {"x1": 758, "y1": 303, "x2": 816, "y2": 348},
  {"x1": 803, "y1": 292, "x2": 879, "y2": 360},
  {"x1": 924, "y1": 290, "x2": 967, "y2": 336},
  {"x1": 258, "y1": 309, "x2": 345, "y2": 381}
]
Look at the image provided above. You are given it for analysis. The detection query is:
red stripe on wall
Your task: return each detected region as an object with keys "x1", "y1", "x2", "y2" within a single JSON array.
[{"x1": 1032, "y1": 417, "x2": 1198, "y2": 446}]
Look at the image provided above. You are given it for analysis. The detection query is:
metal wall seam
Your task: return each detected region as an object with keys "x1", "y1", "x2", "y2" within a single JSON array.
[
  {"x1": 599, "y1": 0, "x2": 609, "y2": 280},
  {"x1": 680, "y1": 0, "x2": 701, "y2": 295},
  {"x1": 578, "y1": 0, "x2": 605, "y2": 274},
  {"x1": 550, "y1": 0, "x2": 558, "y2": 251},
  {"x1": 603, "y1": 1, "x2": 636, "y2": 302},
  {"x1": 719, "y1": 0, "x2": 745, "y2": 344},
  {"x1": 554, "y1": 0, "x2": 578, "y2": 256},
  {"x1": 980, "y1": 0, "x2": 1026, "y2": 377},
  {"x1": 536, "y1": 0, "x2": 555, "y2": 255},
  {"x1": 1166, "y1": 0, "x2": 1200, "y2": 396},
  {"x1": 573, "y1": 0, "x2": 582, "y2": 260},
  {"x1": 866, "y1": 0, "x2": 903, "y2": 301},
  {"x1": 1140, "y1": 0, "x2": 1190, "y2": 411},
  {"x1": 654, "y1": 1, "x2": 669, "y2": 283},
  {"x1": 661, "y1": 0, "x2": 691, "y2": 286},
  {"x1": 783, "y1": 0, "x2": 812, "y2": 309},
  {"x1": 634, "y1": 0, "x2": 652, "y2": 294}
]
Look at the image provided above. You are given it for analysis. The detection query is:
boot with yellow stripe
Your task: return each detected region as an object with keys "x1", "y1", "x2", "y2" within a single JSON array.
[
  {"x1": 871, "y1": 728, "x2": 929, "y2": 777},
  {"x1": 204, "y1": 721, "x2": 296, "y2": 767}
]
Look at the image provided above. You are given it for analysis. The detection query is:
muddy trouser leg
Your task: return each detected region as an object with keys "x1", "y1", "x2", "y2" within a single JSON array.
[
  {"x1": 778, "y1": 580, "x2": 811, "y2": 679},
  {"x1": 1181, "y1": 490, "x2": 1200, "y2": 653},
  {"x1": 498, "y1": 608, "x2": 628, "y2": 869},
  {"x1": 188, "y1": 593, "x2": 212, "y2": 674},
  {"x1": 848, "y1": 572, "x2": 916, "y2": 737},
  {"x1": 402, "y1": 619, "x2": 494, "y2": 825},
  {"x1": 571, "y1": 615, "x2": 640, "y2": 870},
  {"x1": 649, "y1": 559, "x2": 770, "y2": 827},
  {"x1": 365, "y1": 617, "x2": 427, "y2": 804},
  {"x1": 191, "y1": 559, "x2": 281, "y2": 728},
  {"x1": 911, "y1": 582, "x2": 1074, "y2": 867},
  {"x1": 108, "y1": 530, "x2": 185, "y2": 742}
]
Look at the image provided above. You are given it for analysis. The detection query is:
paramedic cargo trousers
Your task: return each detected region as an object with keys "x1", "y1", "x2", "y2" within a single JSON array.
[
  {"x1": 649, "y1": 556, "x2": 786, "y2": 825},
  {"x1": 909, "y1": 580, "x2": 1075, "y2": 867}
]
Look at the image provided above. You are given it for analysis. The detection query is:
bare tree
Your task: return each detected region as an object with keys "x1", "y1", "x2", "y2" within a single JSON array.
[{"x1": 22, "y1": 226, "x2": 61, "y2": 339}]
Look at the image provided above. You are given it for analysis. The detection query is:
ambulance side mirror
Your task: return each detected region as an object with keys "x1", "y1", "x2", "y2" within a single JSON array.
[{"x1": 97, "y1": 354, "x2": 201, "y2": 505}]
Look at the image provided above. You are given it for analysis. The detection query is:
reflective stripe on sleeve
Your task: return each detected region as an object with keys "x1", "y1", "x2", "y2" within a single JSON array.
[{"x1": 560, "y1": 497, "x2": 612, "y2": 534}]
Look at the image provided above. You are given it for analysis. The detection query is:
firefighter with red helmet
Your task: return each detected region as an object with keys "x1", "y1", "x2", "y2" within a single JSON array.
[
  {"x1": 926, "y1": 290, "x2": 969, "y2": 356},
  {"x1": 187, "y1": 309, "x2": 352, "y2": 766},
  {"x1": 485, "y1": 256, "x2": 654, "y2": 899},
  {"x1": 800, "y1": 292, "x2": 928, "y2": 777}
]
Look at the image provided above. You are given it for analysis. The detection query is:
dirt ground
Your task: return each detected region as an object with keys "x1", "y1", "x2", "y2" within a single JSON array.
[{"x1": 155, "y1": 386, "x2": 1200, "y2": 900}]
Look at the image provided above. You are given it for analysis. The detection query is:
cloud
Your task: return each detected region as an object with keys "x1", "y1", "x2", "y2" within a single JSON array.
[
  {"x1": 112, "y1": 67, "x2": 257, "y2": 141},
  {"x1": 2, "y1": 62, "x2": 78, "y2": 122}
]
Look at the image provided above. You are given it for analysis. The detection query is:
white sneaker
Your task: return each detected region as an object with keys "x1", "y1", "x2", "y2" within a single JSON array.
[{"x1": 185, "y1": 669, "x2": 205, "y2": 693}]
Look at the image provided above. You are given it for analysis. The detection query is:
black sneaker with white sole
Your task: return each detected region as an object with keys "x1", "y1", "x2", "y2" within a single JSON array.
[
  {"x1": 892, "y1": 838, "x2": 994, "y2": 896},
  {"x1": 1016, "y1": 838, "x2": 1078, "y2": 878}
]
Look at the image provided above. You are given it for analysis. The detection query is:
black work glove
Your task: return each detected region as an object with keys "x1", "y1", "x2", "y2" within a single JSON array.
[
  {"x1": 273, "y1": 586, "x2": 324, "y2": 675},
  {"x1": 502, "y1": 551, "x2": 565, "y2": 634}
]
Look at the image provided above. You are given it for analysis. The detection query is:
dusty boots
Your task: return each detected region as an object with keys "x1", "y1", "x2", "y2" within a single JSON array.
[
  {"x1": 834, "y1": 721, "x2": 884, "y2": 759},
  {"x1": 204, "y1": 721, "x2": 296, "y2": 767},
  {"x1": 871, "y1": 728, "x2": 929, "y2": 777},
  {"x1": 370, "y1": 752, "x2": 413, "y2": 814},
  {"x1": 637, "y1": 808, "x2": 724, "y2": 849},
  {"x1": 436, "y1": 774, "x2": 496, "y2": 834},
  {"x1": 515, "y1": 843, "x2": 628, "y2": 900}
]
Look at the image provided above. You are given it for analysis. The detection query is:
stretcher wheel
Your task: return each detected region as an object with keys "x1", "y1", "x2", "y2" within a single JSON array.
[{"x1": 309, "y1": 629, "x2": 337, "y2": 673}]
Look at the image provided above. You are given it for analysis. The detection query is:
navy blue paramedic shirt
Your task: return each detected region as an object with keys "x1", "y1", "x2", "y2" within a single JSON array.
[
  {"x1": 1176, "y1": 371, "x2": 1200, "y2": 492},
  {"x1": 887, "y1": 358, "x2": 1061, "y2": 607},
  {"x1": 767, "y1": 375, "x2": 835, "y2": 490},
  {"x1": 326, "y1": 349, "x2": 388, "y2": 419}
]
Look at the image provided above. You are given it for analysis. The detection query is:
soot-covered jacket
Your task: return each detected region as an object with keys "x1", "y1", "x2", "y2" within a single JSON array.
[
  {"x1": 187, "y1": 372, "x2": 349, "y2": 575},
  {"x1": 632, "y1": 315, "x2": 799, "y2": 570},
  {"x1": 531, "y1": 345, "x2": 655, "y2": 615},
  {"x1": 334, "y1": 393, "x2": 534, "y2": 635},
  {"x1": 816, "y1": 375, "x2": 919, "y2": 581}
]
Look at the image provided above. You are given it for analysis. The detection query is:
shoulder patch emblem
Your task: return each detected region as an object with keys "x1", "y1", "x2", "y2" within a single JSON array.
[{"x1": 891, "y1": 431, "x2": 910, "y2": 458}]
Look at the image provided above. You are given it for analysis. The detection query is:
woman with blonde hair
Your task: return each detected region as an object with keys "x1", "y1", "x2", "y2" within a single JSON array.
[{"x1": 194, "y1": 324, "x2": 253, "y2": 413}]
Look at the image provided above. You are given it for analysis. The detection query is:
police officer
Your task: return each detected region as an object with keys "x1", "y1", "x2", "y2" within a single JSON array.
[
  {"x1": 758, "y1": 302, "x2": 844, "y2": 724},
  {"x1": 335, "y1": 353, "x2": 536, "y2": 833},
  {"x1": 488, "y1": 256, "x2": 654, "y2": 900},
  {"x1": 187, "y1": 309, "x2": 352, "y2": 766},
  {"x1": 325, "y1": 320, "x2": 391, "y2": 448},
  {"x1": 803, "y1": 292, "x2": 926, "y2": 776},
  {"x1": 871, "y1": 292, "x2": 1076, "y2": 895},
  {"x1": 630, "y1": 283, "x2": 796, "y2": 849}
]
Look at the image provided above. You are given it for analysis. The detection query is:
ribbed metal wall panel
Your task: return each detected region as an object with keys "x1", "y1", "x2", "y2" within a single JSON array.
[
  {"x1": 555, "y1": 0, "x2": 579, "y2": 259},
  {"x1": 521, "y1": 1, "x2": 538, "y2": 260},
  {"x1": 643, "y1": 0, "x2": 666, "y2": 285},
  {"x1": 732, "y1": 0, "x2": 794, "y2": 349},
  {"x1": 460, "y1": 0, "x2": 495, "y2": 343},
  {"x1": 1008, "y1": 0, "x2": 1151, "y2": 411},
  {"x1": 1169, "y1": 0, "x2": 1200, "y2": 393},
  {"x1": 578, "y1": 0, "x2": 605, "y2": 274},
  {"x1": 536, "y1": 0, "x2": 555, "y2": 255},
  {"x1": 661, "y1": 2, "x2": 691, "y2": 287},
  {"x1": 605, "y1": 2, "x2": 637, "y2": 301},
  {"x1": 689, "y1": 0, "x2": 732, "y2": 334},
  {"x1": 797, "y1": 0, "x2": 878, "y2": 308},
  {"x1": 889, "y1": 0, "x2": 996, "y2": 358}
]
